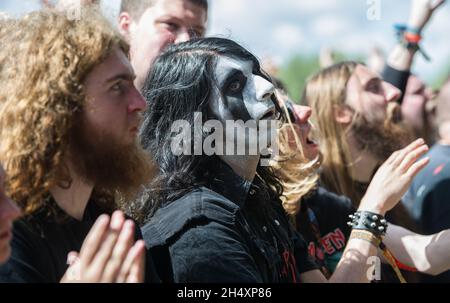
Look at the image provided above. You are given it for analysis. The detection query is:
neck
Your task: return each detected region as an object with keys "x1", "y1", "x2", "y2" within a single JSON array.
[
  {"x1": 219, "y1": 154, "x2": 259, "y2": 182},
  {"x1": 346, "y1": 133, "x2": 380, "y2": 183},
  {"x1": 50, "y1": 161, "x2": 94, "y2": 221}
]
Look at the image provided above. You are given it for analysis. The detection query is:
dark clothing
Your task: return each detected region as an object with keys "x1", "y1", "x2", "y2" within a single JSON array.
[
  {"x1": 0, "y1": 198, "x2": 159, "y2": 283},
  {"x1": 296, "y1": 188, "x2": 354, "y2": 274},
  {"x1": 404, "y1": 143, "x2": 450, "y2": 282},
  {"x1": 142, "y1": 161, "x2": 318, "y2": 283},
  {"x1": 405, "y1": 144, "x2": 450, "y2": 233},
  {"x1": 297, "y1": 187, "x2": 419, "y2": 283},
  {"x1": 382, "y1": 64, "x2": 411, "y2": 104}
]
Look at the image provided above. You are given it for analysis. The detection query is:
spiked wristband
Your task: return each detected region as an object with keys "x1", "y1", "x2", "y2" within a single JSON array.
[{"x1": 347, "y1": 211, "x2": 388, "y2": 237}]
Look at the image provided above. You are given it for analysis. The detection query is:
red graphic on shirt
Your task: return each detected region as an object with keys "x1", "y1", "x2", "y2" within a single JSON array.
[
  {"x1": 434, "y1": 164, "x2": 445, "y2": 176},
  {"x1": 281, "y1": 250, "x2": 298, "y2": 283},
  {"x1": 308, "y1": 228, "x2": 346, "y2": 260}
]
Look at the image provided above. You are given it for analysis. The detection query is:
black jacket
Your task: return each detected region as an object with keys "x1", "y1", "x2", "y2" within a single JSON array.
[{"x1": 142, "y1": 160, "x2": 317, "y2": 283}]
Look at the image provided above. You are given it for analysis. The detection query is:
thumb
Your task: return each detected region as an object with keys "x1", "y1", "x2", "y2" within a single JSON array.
[{"x1": 67, "y1": 251, "x2": 79, "y2": 266}]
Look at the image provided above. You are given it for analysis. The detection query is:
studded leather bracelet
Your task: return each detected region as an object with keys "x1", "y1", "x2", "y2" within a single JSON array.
[{"x1": 347, "y1": 211, "x2": 388, "y2": 238}]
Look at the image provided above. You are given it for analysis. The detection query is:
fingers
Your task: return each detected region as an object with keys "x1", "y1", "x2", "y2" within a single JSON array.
[
  {"x1": 89, "y1": 211, "x2": 125, "y2": 278},
  {"x1": 78, "y1": 214, "x2": 110, "y2": 265},
  {"x1": 119, "y1": 240, "x2": 146, "y2": 283},
  {"x1": 390, "y1": 138, "x2": 426, "y2": 166},
  {"x1": 67, "y1": 251, "x2": 79, "y2": 267},
  {"x1": 407, "y1": 156, "x2": 430, "y2": 178},
  {"x1": 398, "y1": 144, "x2": 429, "y2": 172},
  {"x1": 61, "y1": 251, "x2": 81, "y2": 283},
  {"x1": 126, "y1": 241, "x2": 146, "y2": 283},
  {"x1": 431, "y1": 0, "x2": 446, "y2": 10},
  {"x1": 101, "y1": 220, "x2": 135, "y2": 282}
]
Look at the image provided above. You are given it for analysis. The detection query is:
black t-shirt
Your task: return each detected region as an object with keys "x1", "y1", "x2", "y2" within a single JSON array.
[
  {"x1": 405, "y1": 144, "x2": 450, "y2": 234},
  {"x1": 296, "y1": 187, "x2": 354, "y2": 274},
  {"x1": 297, "y1": 187, "x2": 420, "y2": 283},
  {"x1": 142, "y1": 161, "x2": 318, "y2": 283},
  {"x1": 404, "y1": 143, "x2": 450, "y2": 282},
  {"x1": 0, "y1": 198, "x2": 159, "y2": 283}
]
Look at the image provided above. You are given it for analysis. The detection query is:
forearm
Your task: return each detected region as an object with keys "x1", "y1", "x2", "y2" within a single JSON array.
[
  {"x1": 382, "y1": 0, "x2": 442, "y2": 89},
  {"x1": 329, "y1": 231, "x2": 378, "y2": 283},
  {"x1": 385, "y1": 224, "x2": 450, "y2": 275},
  {"x1": 386, "y1": 45, "x2": 417, "y2": 72}
]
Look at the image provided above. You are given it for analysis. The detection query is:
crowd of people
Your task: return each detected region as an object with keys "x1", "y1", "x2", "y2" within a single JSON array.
[{"x1": 0, "y1": 0, "x2": 449, "y2": 283}]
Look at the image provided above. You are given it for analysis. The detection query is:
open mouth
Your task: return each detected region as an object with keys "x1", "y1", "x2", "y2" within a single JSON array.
[
  {"x1": 306, "y1": 136, "x2": 317, "y2": 145},
  {"x1": 259, "y1": 108, "x2": 276, "y2": 121},
  {"x1": 303, "y1": 124, "x2": 318, "y2": 146}
]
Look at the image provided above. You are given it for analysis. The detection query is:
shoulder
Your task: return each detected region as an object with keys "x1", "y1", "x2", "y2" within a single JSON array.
[
  {"x1": 0, "y1": 217, "x2": 48, "y2": 283},
  {"x1": 141, "y1": 187, "x2": 241, "y2": 248}
]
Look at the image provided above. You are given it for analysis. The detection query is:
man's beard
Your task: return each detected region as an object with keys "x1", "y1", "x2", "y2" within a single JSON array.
[
  {"x1": 69, "y1": 119, "x2": 155, "y2": 199},
  {"x1": 350, "y1": 104, "x2": 414, "y2": 161}
]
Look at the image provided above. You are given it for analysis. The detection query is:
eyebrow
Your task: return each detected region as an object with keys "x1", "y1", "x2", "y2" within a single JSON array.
[
  {"x1": 104, "y1": 73, "x2": 136, "y2": 85},
  {"x1": 158, "y1": 15, "x2": 205, "y2": 30},
  {"x1": 191, "y1": 25, "x2": 206, "y2": 33}
]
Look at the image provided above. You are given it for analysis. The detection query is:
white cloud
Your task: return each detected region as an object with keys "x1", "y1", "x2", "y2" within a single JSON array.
[
  {"x1": 270, "y1": 23, "x2": 305, "y2": 58},
  {"x1": 271, "y1": 23, "x2": 305, "y2": 53},
  {"x1": 311, "y1": 15, "x2": 351, "y2": 37},
  {"x1": 286, "y1": 0, "x2": 339, "y2": 13}
]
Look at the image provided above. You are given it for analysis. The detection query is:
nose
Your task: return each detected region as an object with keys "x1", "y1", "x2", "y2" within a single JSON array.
[
  {"x1": 174, "y1": 29, "x2": 191, "y2": 44},
  {"x1": 293, "y1": 104, "x2": 312, "y2": 124},
  {"x1": 383, "y1": 81, "x2": 401, "y2": 103},
  {"x1": 128, "y1": 88, "x2": 147, "y2": 113},
  {"x1": 255, "y1": 76, "x2": 275, "y2": 101}
]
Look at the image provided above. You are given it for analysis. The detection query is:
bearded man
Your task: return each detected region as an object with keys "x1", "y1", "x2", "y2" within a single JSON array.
[{"x1": 0, "y1": 8, "x2": 157, "y2": 283}]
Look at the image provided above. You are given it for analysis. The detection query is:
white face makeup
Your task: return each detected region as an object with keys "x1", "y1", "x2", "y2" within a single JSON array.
[
  {"x1": 208, "y1": 56, "x2": 278, "y2": 158},
  {"x1": 209, "y1": 57, "x2": 277, "y2": 123}
]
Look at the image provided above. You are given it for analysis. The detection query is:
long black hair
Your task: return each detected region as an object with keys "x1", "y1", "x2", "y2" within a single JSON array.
[{"x1": 137, "y1": 37, "x2": 284, "y2": 222}]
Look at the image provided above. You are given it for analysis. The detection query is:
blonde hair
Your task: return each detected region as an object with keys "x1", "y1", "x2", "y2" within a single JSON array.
[
  {"x1": 0, "y1": 8, "x2": 129, "y2": 215},
  {"x1": 303, "y1": 61, "x2": 360, "y2": 204},
  {"x1": 270, "y1": 94, "x2": 320, "y2": 216}
]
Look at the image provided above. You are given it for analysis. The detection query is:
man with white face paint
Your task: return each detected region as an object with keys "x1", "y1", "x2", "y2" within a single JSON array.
[
  {"x1": 208, "y1": 56, "x2": 279, "y2": 175},
  {"x1": 133, "y1": 38, "x2": 420, "y2": 283}
]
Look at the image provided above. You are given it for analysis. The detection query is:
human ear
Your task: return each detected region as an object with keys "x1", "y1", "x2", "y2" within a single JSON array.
[
  {"x1": 118, "y1": 12, "x2": 132, "y2": 40},
  {"x1": 333, "y1": 105, "x2": 353, "y2": 125}
]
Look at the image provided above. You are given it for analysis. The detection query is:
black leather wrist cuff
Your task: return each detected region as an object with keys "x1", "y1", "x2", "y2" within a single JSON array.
[{"x1": 347, "y1": 211, "x2": 388, "y2": 237}]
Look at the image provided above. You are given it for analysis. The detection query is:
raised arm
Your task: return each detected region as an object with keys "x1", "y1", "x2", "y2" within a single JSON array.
[
  {"x1": 301, "y1": 139, "x2": 430, "y2": 282},
  {"x1": 383, "y1": 0, "x2": 445, "y2": 101},
  {"x1": 386, "y1": 0, "x2": 444, "y2": 71},
  {"x1": 384, "y1": 224, "x2": 450, "y2": 276}
]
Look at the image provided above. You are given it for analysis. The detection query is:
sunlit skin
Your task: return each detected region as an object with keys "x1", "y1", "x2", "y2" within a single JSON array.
[
  {"x1": 345, "y1": 65, "x2": 401, "y2": 124},
  {"x1": 83, "y1": 47, "x2": 147, "y2": 146},
  {"x1": 287, "y1": 104, "x2": 320, "y2": 161},
  {"x1": 119, "y1": 0, "x2": 207, "y2": 89}
]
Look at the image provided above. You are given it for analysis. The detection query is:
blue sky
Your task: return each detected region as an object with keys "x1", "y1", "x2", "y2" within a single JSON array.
[{"x1": 1, "y1": 0, "x2": 449, "y2": 84}]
